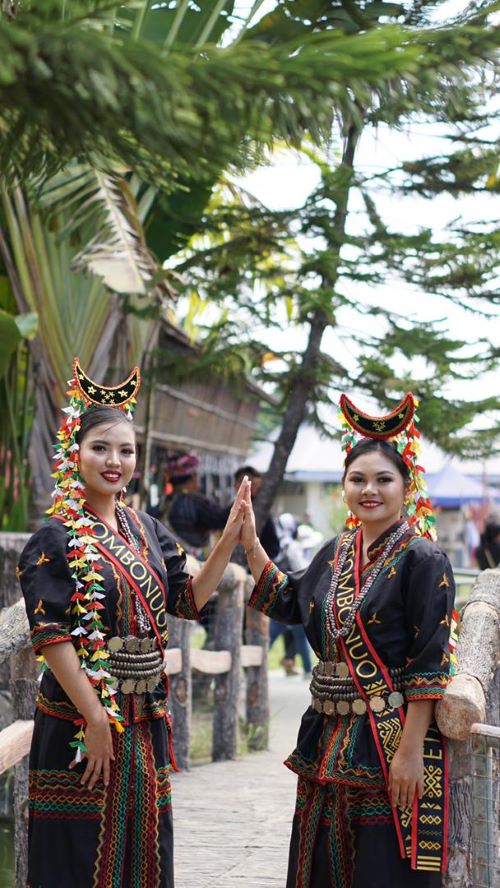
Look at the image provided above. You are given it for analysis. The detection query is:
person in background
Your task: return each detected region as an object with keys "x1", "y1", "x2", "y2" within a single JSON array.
[
  {"x1": 297, "y1": 516, "x2": 324, "y2": 562},
  {"x1": 165, "y1": 453, "x2": 229, "y2": 559},
  {"x1": 271, "y1": 513, "x2": 312, "y2": 677},
  {"x1": 165, "y1": 453, "x2": 231, "y2": 646},
  {"x1": 233, "y1": 465, "x2": 280, "y2": 560},
  {"x1": 475, "y1": 518, "x2": 500, "y2": 570}
]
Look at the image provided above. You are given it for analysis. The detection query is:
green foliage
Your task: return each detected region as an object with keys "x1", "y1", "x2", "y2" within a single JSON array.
[
  {"x1": 0, "y1": 278, "x2": 35, "y2": 529},
  {"x1": 0, "y1": 2, "x2": 428, "y2": 187}
]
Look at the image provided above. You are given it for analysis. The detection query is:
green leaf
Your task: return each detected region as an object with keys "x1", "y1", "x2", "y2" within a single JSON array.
[
  {"x1": 15, "y1": 312, "x2": 38, "y2": 340},
  {"x1": 0, "y1": 309, "x2": 21, "y2": 377}
]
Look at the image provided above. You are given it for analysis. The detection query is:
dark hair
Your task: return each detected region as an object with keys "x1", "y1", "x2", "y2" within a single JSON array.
[
  {"x1": 481, "y1": 520, "x2": 500, "y2": 547},
  {"x1": 171, "y1": 472, "x2": 196, "y2": 488},
  {"x1": 234, "y1": 464, "x2": 261, "y2": 481},
  {"x1": 75, "y1": 407, "x2": 134, "y2": 445},
  {"x1": 342, "y1": 438, "x2": 410, "y2": 486}
]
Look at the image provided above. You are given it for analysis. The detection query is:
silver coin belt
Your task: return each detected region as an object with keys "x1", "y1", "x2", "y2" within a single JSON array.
[
  {"x1": 106, "y1": 635, "x2": 163, "y2": 695},
  {"x1": 310, "y1": 660, "x2": 405, "y2": 717}
]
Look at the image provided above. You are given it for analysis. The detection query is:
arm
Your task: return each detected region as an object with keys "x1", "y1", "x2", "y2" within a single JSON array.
[
  {"x1": 154, "y1": 479, "x2": 249, "y2": 619},
  {"x1": 190, "y1": 479, "x2": 248, "y2": 609},
  {"x1": 240, "y1": 488, "x2": 309, "y2": 624},
  {"x1": 43, "y1": 643, "x2": 113, "y2": 789},
  {"x1": 18, "y1": 523, "x2": 113, "y2": 786},
  {"x1": 241, "y1": 483, "x2": 271, "y2": 580}
]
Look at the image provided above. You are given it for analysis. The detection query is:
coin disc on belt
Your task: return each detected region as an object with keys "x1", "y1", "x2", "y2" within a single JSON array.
[{"x1": 369, "y1": 696, "x2": 385, "y2": 713}]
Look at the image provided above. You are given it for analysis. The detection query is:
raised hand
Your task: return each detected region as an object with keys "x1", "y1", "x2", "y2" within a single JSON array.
[
  {"x1": 240, "y1": 481, "x2": 257, "y2": 552},
  {"x1": 220, "y1": 476, "x2": 250, "y2": 548}
]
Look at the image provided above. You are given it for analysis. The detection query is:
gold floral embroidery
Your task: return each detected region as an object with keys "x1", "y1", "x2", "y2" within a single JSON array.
[
  {"x1": 36, "y1": 552, "x2": 51, "y2": 566},
  {"x1": 34, "y1": 599, "x2": 46, "y2": 616}
]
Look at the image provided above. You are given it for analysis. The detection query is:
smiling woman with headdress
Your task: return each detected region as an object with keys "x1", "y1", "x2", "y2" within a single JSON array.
[
  {"x1": 17, "y1": 359, "x2": 249, "y2": 888},
  {"x1": 241, "y1": 393, "x2": 456, "y2": 888}
]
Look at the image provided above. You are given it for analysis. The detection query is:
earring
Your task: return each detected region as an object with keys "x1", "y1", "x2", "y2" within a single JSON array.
[{"x1": 346, "y1": 509, "x2": 361, "y2": 530}]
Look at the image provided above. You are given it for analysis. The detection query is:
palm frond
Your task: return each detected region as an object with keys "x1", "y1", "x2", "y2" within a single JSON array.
[{"x1": 37, "y1": 166, "x2": 174, "y2": 299}]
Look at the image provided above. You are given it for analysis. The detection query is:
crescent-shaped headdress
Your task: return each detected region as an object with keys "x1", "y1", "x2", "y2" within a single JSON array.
[
  {"x1": 73, "y1": 358, "x2": 141, "y2": 409},
  {"x1": 339, "y1": 392, "x2": 436, "y2": 540},
  {"x1": 46, "y1": 359, "x2": 142, "y2": 748}
]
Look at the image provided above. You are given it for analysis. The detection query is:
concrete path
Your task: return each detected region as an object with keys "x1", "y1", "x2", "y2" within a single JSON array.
[{"x1": 172, "y1": 671, "x2": 310, "y2": 888}]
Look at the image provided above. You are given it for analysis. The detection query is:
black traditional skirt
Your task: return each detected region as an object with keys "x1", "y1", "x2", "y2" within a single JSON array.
[
  {"x1": 27, "y1": 711, "x2": 173, "y2": 888},
  {"x1": 286, "y1": 777, "x2": 442, "y2": 888}
]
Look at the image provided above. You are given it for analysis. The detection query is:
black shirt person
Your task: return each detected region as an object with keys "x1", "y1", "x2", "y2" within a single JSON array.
[
  {"x1": 233, "y1": 465, "x2": 280, "y2": 561},
  {"x1": 166, "y1": 453, "x2": 229, "y2": 556}
]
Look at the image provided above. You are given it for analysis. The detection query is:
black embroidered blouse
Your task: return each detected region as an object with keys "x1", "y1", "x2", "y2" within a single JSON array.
[
  {"x1": 248, "y1": 521, "x2": 455, "y2": 787},
  {"x1": 18, "y1": 510, "x2": 197, "y2": 727}
]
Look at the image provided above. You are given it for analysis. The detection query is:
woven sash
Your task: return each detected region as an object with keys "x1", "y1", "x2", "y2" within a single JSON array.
[
  {"x1": 86, "y1": 508, "x2": 168, "y2": 650},
  {"x1": 333, "y1": 531, "x2": 448, "y2": 873}
]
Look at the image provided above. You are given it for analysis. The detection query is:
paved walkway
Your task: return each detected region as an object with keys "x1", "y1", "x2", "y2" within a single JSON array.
[{"x1": 172, "y1": 671, "x2": 309, "y2": 888}]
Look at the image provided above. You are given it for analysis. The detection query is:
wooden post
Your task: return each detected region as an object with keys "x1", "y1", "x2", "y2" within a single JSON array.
[
  {"x1": 10, "y1": 646, "x2": 37, "y2": 888},
  {"x1": 244, "y1": 599, "x2": 270, "y2": 752},
  {"x1": 167, "y1": 615, "x2": 192, "y2": 771},
  {"x1": 0, "y1": 534, "x2": 31, "y2": 609},
  {"x1": 0, "y1": 534, "x2": 31, "y2": 701},
  {"x1": 438, "y1": 568, "x2": 500, "y2": 888},
  {"x1": 437, "y1": 568, "x2": 499, "y2": 741},
  {"x1": 212, "y1": 565, "x2": 244, "y2": 761}
]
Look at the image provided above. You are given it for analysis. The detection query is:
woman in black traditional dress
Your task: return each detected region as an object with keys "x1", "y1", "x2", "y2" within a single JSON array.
[
  {"x1": 242, "y1": 393, "x2": 455, "y2": 888},
  {"x1": 18, "y1": 359, "x2": 248, "y2": 888}
]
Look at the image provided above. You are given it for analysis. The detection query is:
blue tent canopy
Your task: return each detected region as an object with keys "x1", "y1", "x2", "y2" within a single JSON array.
[{"x1": 427, "y1": 462, "x2": 499, "y2": 508}]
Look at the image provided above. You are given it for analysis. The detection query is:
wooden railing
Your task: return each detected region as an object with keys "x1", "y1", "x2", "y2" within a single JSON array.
[
  {"x1": 167, "y1": 554, "x2": 270, "y2": 768},
  {"x1": 0, "y1": 534, "x2": 270, "y2": 887},
  {"x1": 2, "y1": 535, "x2": 498, "y2": 888}
]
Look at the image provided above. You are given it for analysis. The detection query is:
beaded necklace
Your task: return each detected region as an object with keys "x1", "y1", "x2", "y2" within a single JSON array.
[{"x1": 326, "y1": 521, "x2": 410, "y2": 640}]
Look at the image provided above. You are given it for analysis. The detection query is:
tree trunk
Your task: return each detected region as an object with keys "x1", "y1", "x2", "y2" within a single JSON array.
[{"x1": 253, "y1": 121, "x2": 361, "y2": 530}]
